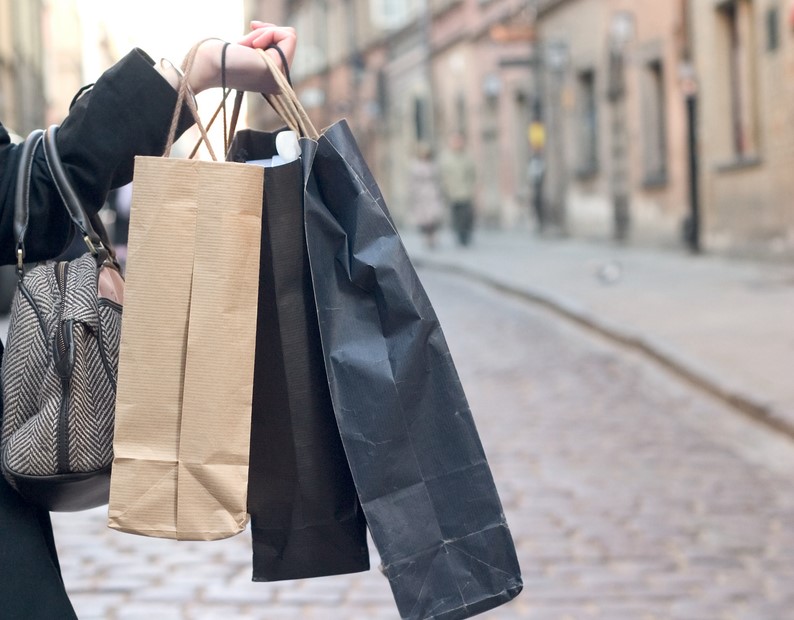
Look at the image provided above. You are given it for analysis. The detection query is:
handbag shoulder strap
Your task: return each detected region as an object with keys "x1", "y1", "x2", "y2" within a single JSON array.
[
  {"x1": 42, "y1": 125, "x2": 107, "y2": 255},
  {"x1": 14, "y1": 125, "x2": 114, "y2": 273},
  {"x1": 13, "y1": 129, "x2": 45, "y2": 270}
]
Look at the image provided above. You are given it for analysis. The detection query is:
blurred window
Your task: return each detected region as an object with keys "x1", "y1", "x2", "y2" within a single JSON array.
[
  {"x1": 718, "y1": 0, "x2": 759, "y2": 159},
  {"x1": 766, "y1": 6, "x2": 780, "y2": 52},
  {"x1": 414, "y1": 96, "x2": 430, "y2": 142},
  {"x1": 314, "y1": 2, "x2": 329, "y2": 68},
  {"x1": 370, "y1": 0, "x2": 413, "y2": 30},
  {"x1": 291, "y1": 3, "x2": 329, "y2": 80},
  {"x1": 576, "y1": 69, "x2": 598, "y2": 177},
  {"x1": 455, "y1": 92, "x2": 467, "y2": 137},
  {"x1": 641, "y1": 59, "x2": 668, "y2": 186}
]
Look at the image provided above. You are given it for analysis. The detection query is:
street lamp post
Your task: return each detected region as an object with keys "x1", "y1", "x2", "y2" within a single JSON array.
[
  {"x1": 680, "y1": 61, "x2": 700, "y2": 253},
  {"x1": 607, "y1": 11, "x2": 634, "y2": 242},
  {"x1": 528, "y1": 0, "x2": 546, "y2": 232},
  {"x1": 545, "y1": 39, "x2": 569, "y2": 233},
  {"x1": 418, "y1": 0, "x2": 436, "y2": 148},
  {"x1": 678, "y1": 0, "x2": 701, "y2": 254}
]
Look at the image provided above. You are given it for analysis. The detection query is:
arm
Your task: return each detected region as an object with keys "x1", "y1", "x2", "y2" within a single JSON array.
[
  {"x1": 0, "y1": 24, "x2": 296, "y2": 266},
  {"x1": 0, "y1": 49, "x2": 173, "y2": 265}
]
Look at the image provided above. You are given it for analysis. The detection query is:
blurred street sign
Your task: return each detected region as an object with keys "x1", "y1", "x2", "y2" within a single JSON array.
[
  {"x1": 529, "y1": 122, "x2": 546, "y2": 150},
  {"x1": 490, "y1": 23, "x2": 536, "y2": 43}
]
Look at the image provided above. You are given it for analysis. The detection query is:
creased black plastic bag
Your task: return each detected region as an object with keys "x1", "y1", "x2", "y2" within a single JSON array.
[
  {"x1": 228, "y1": 129, "x2": 369, "y2": 581},
  {"x1": 302, "y1": 121, "x2": 523, "y2": 619}
]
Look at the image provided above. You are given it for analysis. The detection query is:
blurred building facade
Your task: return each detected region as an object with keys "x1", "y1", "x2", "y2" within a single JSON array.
[
  {"x1": 247, "y1": 1, "x2": 794, "y2": 257},
  {"x1": 244, "y1": 0, "x2": 538, "y2": 229},
  {"x1": 0, "y1": 0, "x2": 83, "y2": 134},
  {"x1": 0, "y1": 0, "x2": 47, "y2": 135},
  {"x1": 4, "y1": 1, "x2": 794, "y2": 257},
  {"x1": 692, "y1": 0, "x2": 794, "y2": 257},
  {"x1": 536, "y1": 0, "x2": 693, "y2": 246},
  {"x1": 41, "y1": 0, "x2": 84, "y2": 125}
]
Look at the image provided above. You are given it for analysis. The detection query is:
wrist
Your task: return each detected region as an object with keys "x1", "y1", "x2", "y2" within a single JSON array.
[
  {"x1": 156, "y1": 58, "x2": 199, "y2": 110},
  {"x1": 187, "y1": 39, "x2": 222, "y2": 94},
  {"x1": 155, "y1": 58, "x2": 181, "y2": 90}
]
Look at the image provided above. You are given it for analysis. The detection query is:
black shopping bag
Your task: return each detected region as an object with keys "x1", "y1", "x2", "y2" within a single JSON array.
[
  {"x1": 227, "y1": 129, "x2": 369, "y2": 581},
  {"x1": 257, "y1": 50, "x2": 522, "y2": 618}
]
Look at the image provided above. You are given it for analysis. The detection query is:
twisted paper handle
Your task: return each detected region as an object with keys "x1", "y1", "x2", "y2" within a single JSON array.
[
  {"x1": 164, "y1": 39, "x2": 219, "y2": 160},
  {"x1": 257, "y1": 49, "x2": 320, "y2": 140},
  {"x1": 169, "y1": 41, "x2": 320, "y2": 159}
]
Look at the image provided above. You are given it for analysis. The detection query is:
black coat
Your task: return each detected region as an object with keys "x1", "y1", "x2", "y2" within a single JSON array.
[{"x1": 0, "y1": 48, "x2": 190, "y2": 619}]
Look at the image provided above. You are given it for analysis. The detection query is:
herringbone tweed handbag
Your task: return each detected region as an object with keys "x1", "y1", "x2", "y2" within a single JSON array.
[{"x1": 1, "y1": 126, "x2": 124, "y2": 512}]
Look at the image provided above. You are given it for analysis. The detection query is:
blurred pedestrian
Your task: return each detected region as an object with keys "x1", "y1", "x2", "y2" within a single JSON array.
[
  {"x1": 409, "y1": 143, "x2": 444, "y2": 249},
  {"x1": 440, "y1": 132, "x2": 477, "y2": 246},
  {"x1": 0, "y1": 22, "x2": 296, "y2": 619}
]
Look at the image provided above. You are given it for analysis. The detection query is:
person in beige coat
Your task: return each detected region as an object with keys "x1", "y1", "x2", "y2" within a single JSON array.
[{"x1": 409, "y1": 143, "x2": 445, "y2": 249}]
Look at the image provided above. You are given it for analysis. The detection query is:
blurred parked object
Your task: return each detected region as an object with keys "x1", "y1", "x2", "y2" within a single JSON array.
[{"x1": 0, "y1": 129, "x2": 23, "y2": 314}]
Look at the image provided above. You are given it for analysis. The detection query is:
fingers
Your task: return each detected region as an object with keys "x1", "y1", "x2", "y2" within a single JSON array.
[
  {"x1": 237, "y1": 23, "x2": 296, "y2": 68},
  {"x1": 236, "y1": 21, "x2": 276, "y2": 43}
]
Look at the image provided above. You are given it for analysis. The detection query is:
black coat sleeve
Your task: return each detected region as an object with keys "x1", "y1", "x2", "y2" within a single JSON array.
[{"x1": 0, "y1": 48, "x2": 193, "y2": 265}]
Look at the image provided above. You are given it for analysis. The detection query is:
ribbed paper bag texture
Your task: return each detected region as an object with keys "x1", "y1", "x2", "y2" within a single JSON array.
[{"x1": 108, "y1": 156, "x2": 263, "y2": 541}]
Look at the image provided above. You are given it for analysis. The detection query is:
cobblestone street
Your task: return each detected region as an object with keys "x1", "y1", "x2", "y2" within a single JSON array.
[{"x1": 50, "y1": 269, "x2": 794, "y2": 620}]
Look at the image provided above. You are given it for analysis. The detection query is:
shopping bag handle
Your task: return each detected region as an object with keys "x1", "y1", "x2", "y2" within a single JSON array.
[
  {"x1": 186, "y1": 88, "x2": 243, "y2": 160},
  {"x1": 168, "y1": 40, "x2": 319, "y2": 160},
  {"x1": 187, "y1": 42, "x2": 245, "y2": 159},
  {"x1": 192, "y1": 44, "x2": 317, "y2": 158},
  {"x1": 257, "y1": 49, "x2": 320, "y2": 140},
  {"x1": 163, "y1": 39, "x2": 218, "y2": 160}
]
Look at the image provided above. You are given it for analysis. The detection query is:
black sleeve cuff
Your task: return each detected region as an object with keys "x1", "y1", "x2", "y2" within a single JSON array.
[{"x1": 56, "y1": 47, "x2": 195, "y2": 215}]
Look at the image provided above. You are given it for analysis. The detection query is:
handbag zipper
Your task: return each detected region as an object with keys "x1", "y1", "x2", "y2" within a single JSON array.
[{"x1": 54, "y1": 261, "x2": 71, "y2": 474}]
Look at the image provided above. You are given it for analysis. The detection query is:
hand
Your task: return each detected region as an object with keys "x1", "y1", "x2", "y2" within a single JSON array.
[
  {"x1": 184, "y1": 23, "x2": 297, "y2": 94},
  {"x1": 238, "y1": 21, "x2": 297, "y2": 67}
]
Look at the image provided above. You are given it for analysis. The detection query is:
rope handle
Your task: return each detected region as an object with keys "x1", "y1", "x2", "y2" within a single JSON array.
[
  {"x1": 169, "y1": 40, "x2": 319, "y2": 159},
  {"x1": 191, "y1": 43, "x2": 317, "y2": 157},
  {"x1": 187, "y1": 88, "x2": 241, "y2": 159},
  {"x1": 266, "y1": 45, "x2": 292, "y2": 88},
  {"x1": 221, "y1": 41, "x2": 231, "y2": 155},
  {"x1": 257, "y1": 48, "x2": 319, "y2": 140},
  {"x1": 163, "y1": 39, "x2": 219, "y2": 160}
]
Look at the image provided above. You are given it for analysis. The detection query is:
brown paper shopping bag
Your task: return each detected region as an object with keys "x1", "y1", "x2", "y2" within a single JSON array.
[
  {"x1": 108, "y1": 53, "x2": 264, "y2": 539},
  {"x1": 107, "y1": 156, "x2": 263, "y2": 541}
]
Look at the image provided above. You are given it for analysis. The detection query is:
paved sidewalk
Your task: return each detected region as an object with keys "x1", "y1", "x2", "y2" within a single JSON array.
[{"x1": 402, "y1": 229, "x2": 794, "y2": 436}]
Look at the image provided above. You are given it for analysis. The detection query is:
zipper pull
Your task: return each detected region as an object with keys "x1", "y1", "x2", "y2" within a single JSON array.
[
  {"x1": 53, "y1": 261, "x2": 74, "y2": 378},
  {"x1": 53, "y1": 319, "x2": 75, "y2": 379}
]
